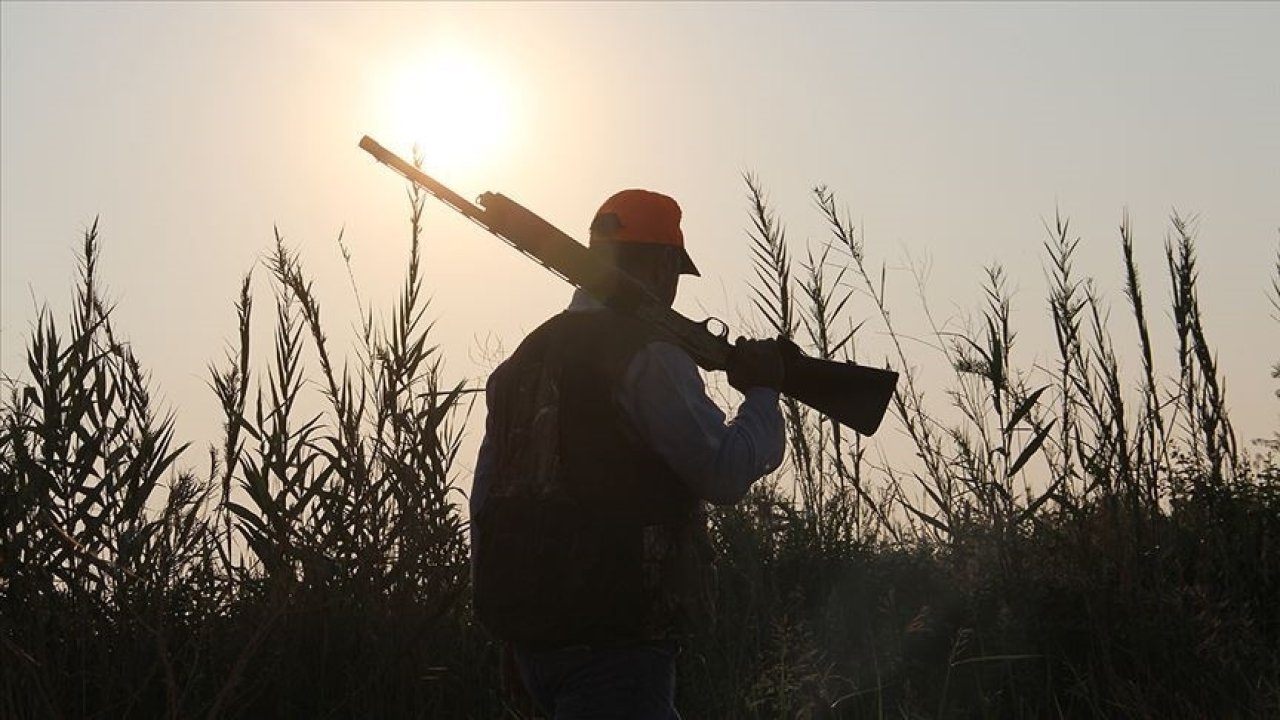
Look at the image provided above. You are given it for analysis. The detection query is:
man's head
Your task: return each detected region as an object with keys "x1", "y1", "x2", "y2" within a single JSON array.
[{"x1": 589, "y1": 189, "x2": 699, "y2": 308}]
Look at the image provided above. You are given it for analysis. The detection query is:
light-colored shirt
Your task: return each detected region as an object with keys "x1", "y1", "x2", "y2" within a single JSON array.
[{"x1": 471, "y1": 289, "x2": 785, "y2": 514}]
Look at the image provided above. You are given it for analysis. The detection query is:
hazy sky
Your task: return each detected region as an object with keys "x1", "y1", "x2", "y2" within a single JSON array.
[{"x1": 3, "y1": 2, "x2": 1277, "y2": 478}]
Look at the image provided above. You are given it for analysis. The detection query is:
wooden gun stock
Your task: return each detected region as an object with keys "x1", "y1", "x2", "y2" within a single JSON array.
[{"x1": 782, "y1": 356, "x2": 897, "y2": 436}]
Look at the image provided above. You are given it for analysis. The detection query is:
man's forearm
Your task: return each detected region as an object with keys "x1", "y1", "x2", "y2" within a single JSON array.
[{"x1": 621, "y1": 342, "x2": 784, "y2": 505}]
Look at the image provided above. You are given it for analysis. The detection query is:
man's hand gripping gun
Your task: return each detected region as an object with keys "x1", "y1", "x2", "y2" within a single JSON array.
[{"x1": 358, "y1": 136, "x2": 899, "y2": 435}]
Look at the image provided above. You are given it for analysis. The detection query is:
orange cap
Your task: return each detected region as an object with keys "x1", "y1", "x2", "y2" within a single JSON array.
[{"x1": 589, "y1": 189, "x2": 700, "y2": 276}]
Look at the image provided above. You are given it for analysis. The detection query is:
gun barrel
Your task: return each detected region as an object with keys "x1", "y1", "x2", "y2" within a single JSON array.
[{"x1": 358, "y1": 136, "x2": 488, "y2": 226}]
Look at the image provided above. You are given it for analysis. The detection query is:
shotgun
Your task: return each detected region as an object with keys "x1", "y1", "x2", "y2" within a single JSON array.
[{"x1": 358, "y1": 136, "x2": 898, "y2": 435}]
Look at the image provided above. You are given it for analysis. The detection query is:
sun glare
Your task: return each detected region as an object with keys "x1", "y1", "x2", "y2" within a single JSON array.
[{"x1": 380, "y1": 48, "x2": 516, "y2": 178}]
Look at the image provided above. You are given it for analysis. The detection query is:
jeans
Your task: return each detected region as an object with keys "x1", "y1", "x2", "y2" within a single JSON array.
[{"x1": 513, "y1": 640, "x2": 682, "y2": 720}]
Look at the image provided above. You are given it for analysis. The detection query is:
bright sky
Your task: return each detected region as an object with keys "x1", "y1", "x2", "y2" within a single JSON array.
[{"x1": 3, "y1": 3, "x2": 1278, "y2": 481}]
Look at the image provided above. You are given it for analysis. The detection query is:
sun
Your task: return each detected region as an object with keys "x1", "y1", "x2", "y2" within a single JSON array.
[{"x1": 379, "y1": 47, "x2": 516, "y2": 178}]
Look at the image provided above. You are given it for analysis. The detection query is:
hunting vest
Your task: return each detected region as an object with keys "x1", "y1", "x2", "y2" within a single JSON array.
[{"x1": 472, "y1": 310, "x2": 713, "y2": 650}]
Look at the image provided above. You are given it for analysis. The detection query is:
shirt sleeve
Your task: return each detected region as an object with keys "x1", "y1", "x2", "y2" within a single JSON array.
[{"x1": 617, "y1": 341, "x2": 785, "y2": 505}]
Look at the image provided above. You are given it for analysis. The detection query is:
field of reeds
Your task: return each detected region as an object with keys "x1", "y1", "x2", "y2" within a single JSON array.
[{"x1": 3, "y1": 175, "x2": 1277, "y2": 719}]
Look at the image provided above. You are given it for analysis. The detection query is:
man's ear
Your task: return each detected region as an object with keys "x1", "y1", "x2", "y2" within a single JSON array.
[{"x1": 590, "y1": 213, "x2": 622, "y2": 241}]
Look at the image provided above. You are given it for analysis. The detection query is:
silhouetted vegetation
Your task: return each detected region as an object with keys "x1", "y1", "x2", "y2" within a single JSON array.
[{"x1": 2, "y1": 181, "x2": 1277, "y2": 718}]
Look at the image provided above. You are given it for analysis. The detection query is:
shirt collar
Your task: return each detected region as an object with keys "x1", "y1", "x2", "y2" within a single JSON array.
[{"x1": 567, "y1": 288, "x2": 606, "y2": 312}]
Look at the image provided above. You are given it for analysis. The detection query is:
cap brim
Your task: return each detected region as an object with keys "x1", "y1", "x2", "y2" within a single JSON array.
[{"x1": 680, "y1": 248, "x2": 700, "y2": 277}]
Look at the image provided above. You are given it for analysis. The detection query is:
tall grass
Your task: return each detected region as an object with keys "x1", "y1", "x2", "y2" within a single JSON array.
[
  {"x1": 685, "y1": 188, "x2": 1280, "y2": 719},
  {"x1": 2, "y1": 181, "x2": 1276, "y2": 718},
  {"x1": 2, "y1": 175, "x2": 494, "y2": 717}
]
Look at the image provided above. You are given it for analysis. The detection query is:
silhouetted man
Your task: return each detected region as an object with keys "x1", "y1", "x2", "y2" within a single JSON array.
[{"x1": 471, "y1": 189, "x2": 786, "y2": 719}]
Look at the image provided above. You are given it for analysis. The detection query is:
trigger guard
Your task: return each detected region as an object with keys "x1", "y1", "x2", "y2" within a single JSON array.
[{"x1": 702, "y1": 317, "x2": 729, "y2": 339}]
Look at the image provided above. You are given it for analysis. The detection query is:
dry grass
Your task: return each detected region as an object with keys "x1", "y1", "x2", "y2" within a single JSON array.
[{"x1": 2, "y1": 181, "x2": 1277, "y2": 718}]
